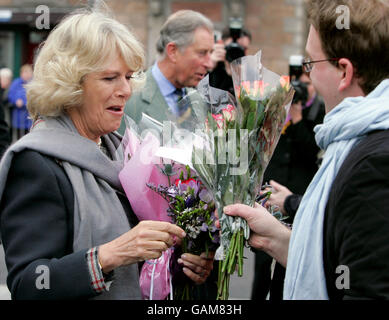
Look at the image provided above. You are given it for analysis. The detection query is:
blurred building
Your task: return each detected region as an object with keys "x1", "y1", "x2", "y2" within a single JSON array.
[{"x1": 0, "y1": 0, "x2": 307, "y2": 77}]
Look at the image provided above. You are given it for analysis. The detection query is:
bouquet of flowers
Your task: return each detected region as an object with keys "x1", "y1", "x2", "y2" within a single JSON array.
[
  {"x1": 118, "y1": 114, "x2": 219, "y2": 300},
  {"x1": 147, "y1": 164, "x2": 219, "y2": 300},
  {"x1": 118, "y1": 115, "x2": 179, "y2": 300},
  {"x1": 171, "y1": 51, "x2": 294, "y2": 299}
]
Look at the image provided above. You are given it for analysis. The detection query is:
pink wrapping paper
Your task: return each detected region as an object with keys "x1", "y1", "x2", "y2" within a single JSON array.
[
  {"x1": 119, "y1": 128, "x2": 186, "y2": 300},
  {"x1": 139, "y1": 249, "x2": 173, "y2": 300},
  {"x1": 119, "y1": 129, "x2": 179, "y2": 222}
]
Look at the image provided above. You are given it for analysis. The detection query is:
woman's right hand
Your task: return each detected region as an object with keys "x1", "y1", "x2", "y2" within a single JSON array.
[{"x1": 98, "y1": 220, "x2": 186, "y2": 273}]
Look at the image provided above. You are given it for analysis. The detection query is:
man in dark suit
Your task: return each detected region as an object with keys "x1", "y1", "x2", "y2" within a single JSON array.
[{"x1": 119, "y1": 10, "x2": 214, "y2": 134}]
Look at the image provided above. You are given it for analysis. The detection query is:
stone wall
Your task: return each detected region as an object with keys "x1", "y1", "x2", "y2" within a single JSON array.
[{"x1": 245, "y1": 0, "x2": 307, "y2": 75}]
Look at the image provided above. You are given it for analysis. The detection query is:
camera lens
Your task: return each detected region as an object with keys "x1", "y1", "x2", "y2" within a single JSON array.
[
  {"x1": 225, "y1": 43, "x2": 245, "y2": 62},
  {"x1": 291, "y1": 80, "x2": 308, "y2": 104}
]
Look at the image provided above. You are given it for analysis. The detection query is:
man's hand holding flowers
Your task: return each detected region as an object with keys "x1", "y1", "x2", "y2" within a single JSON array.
[
  {"x1": 223, "y1": 203, "x2": 291, "y2": 268},
  {"x1": 169, "y1": 234, "x2": 215, "y2": 285},
  {"x1": 178, "y1": 251, "x2": 215, "y2": 285}
]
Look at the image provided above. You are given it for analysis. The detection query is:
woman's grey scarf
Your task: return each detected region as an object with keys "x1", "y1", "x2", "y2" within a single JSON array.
[{"x1": 0, "y1": 115, "x2": 141, "y2": 299}]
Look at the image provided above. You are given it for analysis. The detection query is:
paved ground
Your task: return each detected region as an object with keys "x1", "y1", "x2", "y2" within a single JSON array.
[
  {"x1": 0, "y1": 245, "x2": 11, "y2": 300},
  {"x1": 229, "y1": 246, "x2": 255, "y2": 300},
  {"x1": 0, "y1": 243, "x2": 255, "y2": 300}
]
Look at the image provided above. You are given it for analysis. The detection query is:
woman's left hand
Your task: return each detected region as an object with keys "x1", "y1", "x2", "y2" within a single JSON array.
[{"x1": 177, "y1": 252, "x2": 215, "y2": 284}]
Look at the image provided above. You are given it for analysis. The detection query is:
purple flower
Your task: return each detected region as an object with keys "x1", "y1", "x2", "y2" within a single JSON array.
[
  {"x1": 211, "y1": 233, "x2": 220, "y2": 244},
  {"x1": 178, "y1": 179, "x2": 200, "y2": 194},
  {"x1": 200, "y1": 222, "x2": 208, "y2": 232},
  {"x1": 197, "y1": 216, "x2": 205, "y2": 224},
  {"x1": 178, "y1": 182, "x2": 188, "y2": 193},
  {"x1": 167, "y1": 186, "x2": 178, "y2": 197},
  {"x1": 187, "y1": 180, "x2": 199, "y2": 193},
  {"x1": 209, "y1": 225, "x2": 217, "y2": 233},
  {"x1": 185, "y1": 196, "x2": 195, "y2": 208},
  {"x1": 199, "y1": 188, "x2": 212, "y2": 203}
]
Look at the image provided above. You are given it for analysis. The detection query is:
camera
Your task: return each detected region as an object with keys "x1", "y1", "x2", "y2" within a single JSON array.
[
  {"x1": 225, "y1": 17, "x2": 245, "y2": 63},
  {"x1": 291, "y1": 80, "x2": 308, "y2": 105},
  {"x1": 289, "y1": 55, "x2": 308, "y2": 105}
]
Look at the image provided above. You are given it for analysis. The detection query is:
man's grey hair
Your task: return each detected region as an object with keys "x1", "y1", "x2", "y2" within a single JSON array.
[
  {"x1": 156, "y1": 10, "x2": 214, "y2": 57},
  {"x1": 0, "y1": 68, "x2": 13, "y2": 80}
]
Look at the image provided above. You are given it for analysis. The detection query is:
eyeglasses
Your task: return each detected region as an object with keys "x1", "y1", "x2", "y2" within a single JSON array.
[{"x1": 302, "y1": 58, "x2": 339, "y2": 73}]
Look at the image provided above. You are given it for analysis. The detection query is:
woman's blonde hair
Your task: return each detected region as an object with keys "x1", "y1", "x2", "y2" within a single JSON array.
[{"x1": 27, "y1": 8, "x2": 145, "y2": 121}]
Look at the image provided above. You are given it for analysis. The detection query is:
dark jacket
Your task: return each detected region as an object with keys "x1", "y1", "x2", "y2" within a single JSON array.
[
  {"x1": 0, "y1": 150, "x2": 94, "y2": 299},
  {"x1": 324, "y1": 129, "x2": 389, "y2": 300},
  {"x1": 263, "y1": 95, "x2": 325, "y2": 197},
  {"x1": 209, "y1": 62, "x2": 235, "y2": 96},
  {"x1": 284, "y1": 194, "x2": 303, "y2": 219},
  {"x1": 0, "y1": 104, "x2": 10, "y2": 158},
  {"x1": 0, "y1": 149, "x2": 136, "y2": 299},
  {"x1": 0, "y1": 87, "x2": 11, "y2": 157}
]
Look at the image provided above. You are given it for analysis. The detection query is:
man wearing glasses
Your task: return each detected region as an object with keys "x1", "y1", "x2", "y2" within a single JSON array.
[{"x1": 224, "y1": 0, "x2": 389, "y2": 299}]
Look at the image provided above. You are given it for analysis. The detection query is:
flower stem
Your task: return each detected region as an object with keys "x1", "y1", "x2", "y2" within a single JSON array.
[
  {"x1": 217, "y1": 227, "x2": 245, "y2": 300},
  {"x1": 238, "y1": 229, "x2": 244, "y2": 276}
]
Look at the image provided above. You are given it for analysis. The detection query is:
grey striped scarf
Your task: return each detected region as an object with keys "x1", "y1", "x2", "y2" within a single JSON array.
[{"x1": 0, "y1": 114, "x2": 141, "y2": 299}]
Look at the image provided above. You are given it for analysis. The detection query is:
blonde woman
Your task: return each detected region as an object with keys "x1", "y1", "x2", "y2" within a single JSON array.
[{"x1": 0, "y1": 7, "x2": 212, "y2": 300}]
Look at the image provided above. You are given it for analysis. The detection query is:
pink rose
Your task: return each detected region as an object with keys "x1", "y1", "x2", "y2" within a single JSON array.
[
  {"x1": 222, "y1": 104, "x2": 236, "y2": 122},
  {"x1": 212, "y1": 113, "x2": 225, "y2": 129}
]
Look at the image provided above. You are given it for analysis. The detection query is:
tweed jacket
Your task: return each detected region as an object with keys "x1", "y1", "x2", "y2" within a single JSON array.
[
  {"x1": 119, "y1": 69, "x2": 172, "y2": 134},
  {"x1": 119, "y1": 69, "x2": 208, "y2": 135}
]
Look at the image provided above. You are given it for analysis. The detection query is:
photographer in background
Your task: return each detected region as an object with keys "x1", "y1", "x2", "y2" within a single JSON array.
[
  {"x1": 209, "y1": 18, "x2": 251, "y2": 96},
  {"x1": 252, "y1": 55, "x2": 325, "y2": 301}
]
